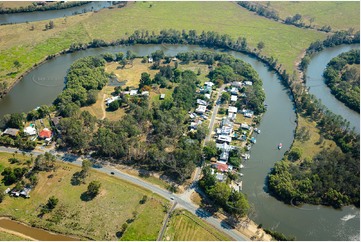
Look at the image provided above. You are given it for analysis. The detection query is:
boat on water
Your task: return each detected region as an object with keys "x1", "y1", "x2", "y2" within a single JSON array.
[
  {"x1": 254, "y1": 128, "x2": 261, "y2": 134},
  {"x1": 240, "y1": 164, "x2": 244, "y2": 168},
  {"x1": 278, "y1": 143, "x2": 282, "y2": 149}
]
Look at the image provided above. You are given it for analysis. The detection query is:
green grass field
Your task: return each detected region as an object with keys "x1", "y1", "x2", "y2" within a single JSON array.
[
  {"x1": 0, "y1": 153, "x2": 168, "y2": 241},
  {"x1": 163, "y1": 210, "x2": 233, "y2": 241},
  {"x1": 259, "y1": 1, "x2": 360, "y2": 31},
  {"x1": 0, "y1": 1, "x2": 326, "y2": 90}
]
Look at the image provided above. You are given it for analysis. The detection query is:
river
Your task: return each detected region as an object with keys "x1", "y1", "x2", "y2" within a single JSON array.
[
  {"x1": 0, "y1": 44, "x2": 359, "y2": 240},
  {"x1": 0, "y1": 217, "x2": 77, "y2": 240},
  {"x1": 305, "y1": 44, "x2": 360, "y2": 133},
  {"x1": 0, "y1": 1, "x2": 113, "y2": 25}
]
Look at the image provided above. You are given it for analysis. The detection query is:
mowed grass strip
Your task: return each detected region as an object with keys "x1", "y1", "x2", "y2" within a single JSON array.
[
  {"x1": 0, "y1": 156, "x2": 168, "y2": 241},
  {"x1": 258, "y1": 1, "x2": 360, "y2": 31},
  {"x1": 163, "y1": 210, "x2": 233, "y2": 241}
]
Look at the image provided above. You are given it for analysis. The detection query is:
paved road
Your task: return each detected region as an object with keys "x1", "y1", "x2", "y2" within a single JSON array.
[{"x1": 0, "y1": 146, "x2": 247, "y2": 241}]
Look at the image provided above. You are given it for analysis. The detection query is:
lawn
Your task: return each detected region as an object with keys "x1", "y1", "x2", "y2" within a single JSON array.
[
  {"x1": 0, "y1": 154, "x2": 168, "y2": 241},
  {"x1": 258, "y1": 1, "x2": 360, "y2": 31},
  {"x1": 163, "y1": 209, "x2": 233, "y2": 241}
]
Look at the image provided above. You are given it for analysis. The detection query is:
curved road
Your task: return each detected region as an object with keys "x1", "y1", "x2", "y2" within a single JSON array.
[{"x1": 0, "y1": 146, "x2": 247, "y2": 241}]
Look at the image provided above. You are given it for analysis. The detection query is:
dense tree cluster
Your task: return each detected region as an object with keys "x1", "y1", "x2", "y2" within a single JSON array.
[
  {"x1": 323, "y1": 49, "x2": 360, "y2": 112},
  {"x1": 54, "y1": 56, "x2": 109, "y2": 116},
  {"x1": 199, "y1": 167, "x2": 250, "y2": 218},
  {"x1": 268, "y1": 149, "x2": 359, "y2": 208},
  {"x1": 237, "y1": 1, "x2": 279, "y2": 21}
]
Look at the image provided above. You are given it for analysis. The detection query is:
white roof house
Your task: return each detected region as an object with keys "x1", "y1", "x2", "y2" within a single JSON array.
[
  {"x1": 24, "y1": 126, "x2": 37, "y2": 136},
  {"x1": 231, "y1": 81, "x2": 243, "y2": 88},
  {"x1": 141, "y1": 91, "x2": 149, "y2": 96},
  {"x1": 204, "y1": 94, "x2": 211, "y2": 100},
  {"x1": 195, "y1": 105, "x2": 207, "y2": 114},
  {"x1": 231, "y1": 95, "x2": 238, "y2": 102},
  {"x1": 160, "y1": 94, "x2": 165, "y2": 99},
  {"x1": 216, "y1": 142, "x2": 234, "y2": 152},
  {"x1": 204, "y1": 81, "x2": 214, "y2": 87},
  {"x1": 148, "y1": 57, "x2": 153, "y2": 63},
  {"x1": 241, "y1": 123, "x2": 251, "y2": 130},
  {"x1": 219, "y1": 151, "x2": 229, "y2": 161},
  {"x1": 130, "y1": 90, "x2": 138, "y2": 96},
  {"x1": 230, "y1": 87, "x2": 238, "y2": 95},
  {"x1": 106, "y1": 96, "x2": 120, "y2": 105},
  {"x1": 197, "y1": 99, "x2": 208, "y2": 106},
  {"x1": 244, "y1": 81, "x2": 253, "y2": 86},
  {"x1": 217, "y1": 135, "x2": 232, "y2": 143},
  {"x1": 221, "y1": 126, "x2": 233, "y2": 135},
  {"x1": 228, "y1": 112, "x2": 236, "y2": 120},
  {"x1": 228, "y1": 106, "x2": 238, "y2": 114}
]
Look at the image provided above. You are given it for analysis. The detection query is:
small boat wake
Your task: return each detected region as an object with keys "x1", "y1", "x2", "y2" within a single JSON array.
[{"x1": 340, "y1": 214, "x2": 356, "y2": 221}]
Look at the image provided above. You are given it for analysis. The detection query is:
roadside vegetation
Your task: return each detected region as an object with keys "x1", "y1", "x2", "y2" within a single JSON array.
[
  {"x1": 323, "y1": 49, "x2": 360, "y2": 112},
  {"x1": 163, "y1": 209, "x2": 233, "y2": 241},
  {"x1": 0, "y1": 152, "x2": 168, "y2": 240}
]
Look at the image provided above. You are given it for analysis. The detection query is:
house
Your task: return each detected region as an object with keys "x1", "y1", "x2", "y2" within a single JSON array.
[
  {"x1": 216, "y1": 173, "x2": 225, "y2": 182},
  {"x1": 244, "y1": 81, "x2": 253, "y2": 86},
  {"x1": 240, "y1": 123, "x2": 250, "y2": 130},
  {"x1": 215, "y1": 162, "x2": 229, "y2": 173},
  {"x1": 39, "y1": 128, "x2": 52, "y2": 139},
  {"x1": 216, "y1": 142, "x2": 234, "y2": 152},
  {"x1": 148, "y1": 57, "x2": 153, "y2": 63},
  {"x1": 221, "y1": 126, "x2": 233, "y2": 136},
  {"x1": 230, "y1": 95, "x2": 238, "y2": 102},
  {"x1": 106, "y1": 96, "x2": 120, "y2": 106},
  {"x1": 204, "y1": 93, "x2": 211, "y2": 100},
  {"x1": 204, "y1": 82, "x2": 214, "y2": 88},
  {"x1": 221, "y1": 118, "x2": 233, "y2": 128},
  {"x1": 230, "y1": 87, "x2": 238, "y2": 95},
  {"x1": 24, "y1": 126, "x2": 37, "y2": 136},
  {"x1": 160, "y1": 94, "x2": 165, "y2": 100},
  {"x1": 231, "y1": 81, "x2": 243, "y2": 88},
  {"x1": 130, "y1": 90, "x2": 138, "y2": 96},
  {"x1": 189, "y1": 119, "x2": 202, "y2": 130},
  {"x1": 20, "y1": 188, "x2": 31, "y2": 198},
  {"x1": 3, "y1": 128, "x2": 19, "y2": 137},
  {"x1": 217, "y1": 135, "x2": 232, "y2": 143},
  {"x1": 51, "y1": 116, "x2": 62, "y2": 129},
  {"x1": 228, "y1": 106, "x2": 238, "y2": 114},
  {"x1": 195, "y1": 105, "x2": 207, "y2": 114},
  {"x1": 219, "y1": 151, "x2": 229, "y2": 162},
  {"x1": 189, "y1": 113, "x2": 196, "y2": 119},
  {"x1": 196, "y1": 99, "x2": 208, "y2": 106},
  {"x1": 228, "y1": 112, "x2": 236, "y2": 121},
  {"x1": 244, "y1": 112, "x2": 253, "y2": 118},
  {"x1": 141, "y1": 91, "x2": 149, "y2": 96},
  {"x1": 4, "y1": 188, "x2": 10, "y2": 194}
]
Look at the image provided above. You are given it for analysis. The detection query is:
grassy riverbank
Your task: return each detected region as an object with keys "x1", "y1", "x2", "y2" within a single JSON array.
[{"x1": 0, "y1": 229, "x2": 31, "y2": 241}]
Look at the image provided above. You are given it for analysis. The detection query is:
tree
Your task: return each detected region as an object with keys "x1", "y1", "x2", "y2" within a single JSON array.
[
  {"x1": 13, "y1": 60, "x2": 21, "y2": 71},
  {"x1": 257, "y1": 41, "x2": 265, "y2": 52},
  {"x1": 87, "y1": 180, "x2": 101, "y2": 198},
  {"x1": 221, "y1": 92, "x2": 230, "y2": 103},
  {"x1": 203, "y1": 141, "x2": 217, "y2": 160},
  {"x1": 7, "y1": 113, "x2": 25, "y2": 129},
  {"x1": 0, "y1": 185, "x2": 5, "y2": 203},
  {"x1": 288, "y1": 147, "x2": 303, "y2": 161},
  {"x1": 81, "y1": 159, "x2": 92, "y2": 178},
  {"x1": 108, "y1": 100, "x2": 120, "y2": 111},
  {"x1": 41, "y1": 196, "x2": 58, "y2": 214},
  {"x1": 48, "y1": 20, "x2": 54, "y2": 29}
]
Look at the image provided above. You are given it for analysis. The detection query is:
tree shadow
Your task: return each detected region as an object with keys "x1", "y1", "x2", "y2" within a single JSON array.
[
  {"x1": 80, "y1": 191, "x2": 95, "y2": 202},
  {"x1": 116, "y1": 231, "x2": 123, "y2": 238},
  {"x1": 71, "y1": 171, "x2": 82, "y2": 186}
]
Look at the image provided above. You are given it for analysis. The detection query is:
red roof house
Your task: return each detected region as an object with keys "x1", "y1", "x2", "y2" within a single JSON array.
[
  {"x1": 39, "y1": 128, "x2": 52, "y2": 139},
  {"x1": 216, "y1": 163, "x2": 229, "y2": 173}
]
